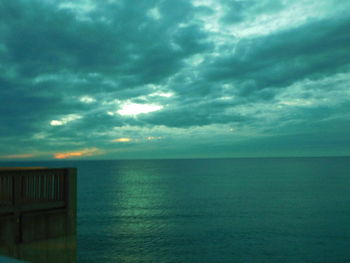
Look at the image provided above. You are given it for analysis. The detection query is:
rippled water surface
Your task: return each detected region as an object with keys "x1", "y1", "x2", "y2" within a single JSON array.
[{"x1": 3, "y1": 157, "x2": 350, "y2": 262}]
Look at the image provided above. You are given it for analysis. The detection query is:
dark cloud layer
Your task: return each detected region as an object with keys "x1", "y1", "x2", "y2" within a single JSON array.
[
  {"x1": 0, "y1": 0, "x2": 349, "y2": 159},
  {"x1": 206, "y1": 17, "x2": 350, "y2": 90}
]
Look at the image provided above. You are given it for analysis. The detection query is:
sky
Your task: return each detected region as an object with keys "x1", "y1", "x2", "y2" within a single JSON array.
[{"x1": 0, "y1": 0, "x2": 350, "y2": 161}]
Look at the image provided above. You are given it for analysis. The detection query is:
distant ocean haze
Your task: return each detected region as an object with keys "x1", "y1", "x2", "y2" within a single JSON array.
[{"x1": 1, "y1": 157, "x2": 350, "y2": 263}]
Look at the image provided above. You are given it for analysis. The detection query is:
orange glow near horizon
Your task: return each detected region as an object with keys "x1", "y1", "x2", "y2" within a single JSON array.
[
  {"x1": 0, "y1": 153, "x2": 35, "y2": 159},
  {"x1": 54, "y1": 152, "x2": 83, "y2": 159},
  {"x1": 54, "y1": 147, "x2": 101, "y2": 159}
]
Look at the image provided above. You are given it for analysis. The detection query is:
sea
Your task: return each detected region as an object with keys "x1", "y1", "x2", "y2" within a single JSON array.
[{"x1": 1, "y1": 157, "x2": 350, "y2": 263}]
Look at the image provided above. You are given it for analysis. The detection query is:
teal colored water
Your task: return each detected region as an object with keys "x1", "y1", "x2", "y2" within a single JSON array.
[{"x1": 2, "y1": 157, "x2": 350, "y2": 262}]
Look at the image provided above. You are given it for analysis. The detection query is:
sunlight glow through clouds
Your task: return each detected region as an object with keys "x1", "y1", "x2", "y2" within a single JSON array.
[
  {"x1": 112, "y1": 138, "x2": 132, "y2": 142},
  {"x1": 50, "y1": 114, "x2": 82, "y2": 126},
  {"x1": 111, "y1": 137, "x2": 162, "y2": 142},
  {"x1": 117, "y1": 103, "x2": 164, "y2": 116},
  {"x1": 149, "y1": 92, "x2": 174, "y2": 98}
]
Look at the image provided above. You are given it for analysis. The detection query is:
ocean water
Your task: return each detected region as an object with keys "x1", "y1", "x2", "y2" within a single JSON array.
[{"x1": 2, "y1": 157, "x2": 350, "y2": 263}]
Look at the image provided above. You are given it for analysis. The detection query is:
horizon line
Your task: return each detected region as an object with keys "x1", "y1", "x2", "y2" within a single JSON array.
[{"x1": 0, "y1": 155, "x2": 349, "y2": 163}]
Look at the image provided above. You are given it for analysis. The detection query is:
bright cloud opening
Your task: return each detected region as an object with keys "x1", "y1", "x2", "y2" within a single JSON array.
[
  {"x1": 50, "y1": 120, "x2": 64, "y2": 126},
  {"x1": 80, "y1": 96, "x2": 96, "y2": 103},
  {"x1": 50, "y1": 114, "x2": 82, "y2": 126},
  {"x1": 149, "y1": 92, "x2": 174, "y2": 98},
  {"x1": 112, "y1": 137, "x2": 132, "y2": 142},
  {"x1": 117, "y1": 103, "x2": 163, "y2": 116}
]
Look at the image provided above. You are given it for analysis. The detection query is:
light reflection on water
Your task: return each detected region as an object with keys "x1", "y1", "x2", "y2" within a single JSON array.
[{"x1": 108, "y1": 161, "x2": 169, "y2": 262}]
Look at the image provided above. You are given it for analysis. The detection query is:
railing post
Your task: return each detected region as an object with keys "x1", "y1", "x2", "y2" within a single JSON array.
[
  {"x1": 65, "y1": 168, "x2": 77, "y2": 263},
  {"x1": 65, "y1": 168, "x2": 76, "y2": 235},
  {"x1": 12, "y1": 172, "x2": 22, "y2": 259}
]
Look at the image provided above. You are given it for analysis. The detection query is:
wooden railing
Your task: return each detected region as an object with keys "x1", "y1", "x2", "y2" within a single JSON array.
[
  {"x1": 0, "y1": 168, "x2": 77, "y2": 263},
  {"x1": 22, "y1": 171, "x2": 65, "y2": 202},
  {"x1": 0, "y1": 168, "x2": 70, "y2": 214},
  {"x1": 0, "y1": 174, "x2": 12, "y2": 207}
]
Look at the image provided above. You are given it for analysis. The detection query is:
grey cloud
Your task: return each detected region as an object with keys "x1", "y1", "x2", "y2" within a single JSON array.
[
  {"x1": 1, "y1": 0, "x2": 350, "y2": 158},
  {"x1": 205, "y1": 17, "x2": 350, "y2": 93},
  {"x1": 221, "y1": 0, "x2": 285, "y2": 24},
  {"x1": 0, "y1": 0, "x2": 204, "y2": 134},
  {"x1": 140, "y1": 98, "x2": 251, "y2": 128},
  {"x1": 2, "y1": 0, "x2": 204, "y2": 83},
  {"x1": 0, "y1": 76, "x2": 63, "y2": 137}
]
